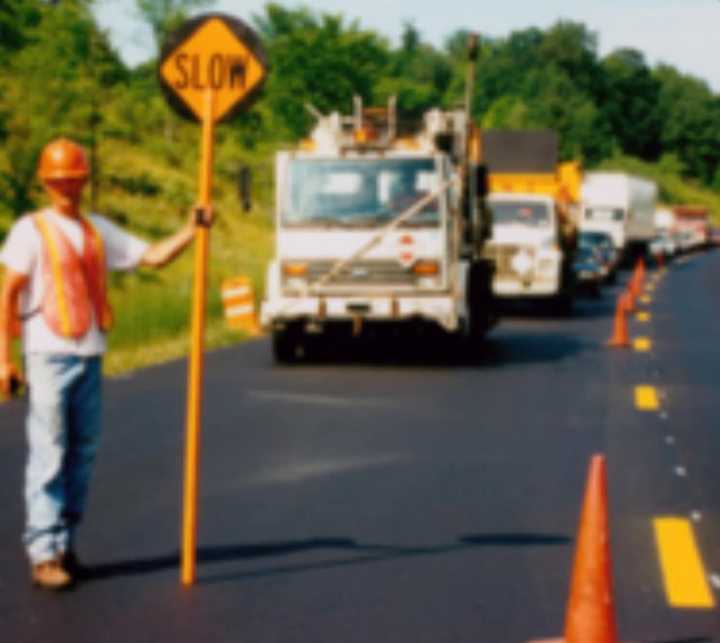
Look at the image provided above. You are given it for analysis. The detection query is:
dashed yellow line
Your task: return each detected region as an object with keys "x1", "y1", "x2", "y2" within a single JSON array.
[
  {"x1": 640, "y1": 295, "x2": 653, "y2": 305},
  {"x1": 654, "y1": 517, "x2": 716, "y2": 608},
  {"x1": 636, "y1": 312, "x2": 651, "y2": 322},
  {"x1": 635, "y1": 385, "x2": 660, "y2": 411},
  {"x1": 633, "y1": 337, "x2": 652, "y2": 352}
]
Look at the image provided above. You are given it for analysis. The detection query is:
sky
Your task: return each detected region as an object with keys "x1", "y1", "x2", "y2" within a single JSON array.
[{"x1": 93, "y1": 0, "x2": 720, "y2": 92}]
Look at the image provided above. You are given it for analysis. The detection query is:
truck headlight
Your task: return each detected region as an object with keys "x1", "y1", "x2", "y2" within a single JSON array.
[
  {"x1": 285, "y1": 277, "x2": 308, "y2": 290},
  {"x1": 511, "y1": 251, "x2": 534, "y2": 275}
]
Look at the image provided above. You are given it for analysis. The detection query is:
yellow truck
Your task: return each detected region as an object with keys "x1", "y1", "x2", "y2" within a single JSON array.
[{"x1": 482, "y1": 130, "x2": 581, "y2": 314}]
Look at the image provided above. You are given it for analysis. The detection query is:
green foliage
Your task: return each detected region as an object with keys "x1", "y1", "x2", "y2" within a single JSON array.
[
  {"x1": 601, "y1": 49, "x2": 663, "y2": 160},
  {"x1": 253, "y1": 4, "x2": 389, "y2": 139},
  {"x1": 0, "y1": 0, "x2": 126, "y2": 217},
  {"x1": 1, "y1": 2, "x2": 719, "y2": 372},
  {"x1": 135, "y1": 0, "x2": 215, "y2": 51}
]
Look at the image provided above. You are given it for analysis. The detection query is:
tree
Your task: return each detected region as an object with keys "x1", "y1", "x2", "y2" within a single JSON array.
[
  {"x1": 135, "y1": 0, "x2": 214, "y2": 52},
  {"x1": 601, "y1": 48, "x2": 663, "y2": 160},
  {"x1": 0, "y1": 0, "x2": 125, "y2": 216},
  {"x1": 253, "y1": 4, "x2": 389, "y2": 138},
  {"x1": 654, "y1": 65, "x2": 720, "y2": 183},
  {"x1": 0, "y1": 0, "x2": 41, "y2": 63}
]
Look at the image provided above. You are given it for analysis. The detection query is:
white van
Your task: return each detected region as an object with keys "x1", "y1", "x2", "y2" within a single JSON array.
[{"x1": 581, "y1": 172, "x2": 657, "y2": 259}]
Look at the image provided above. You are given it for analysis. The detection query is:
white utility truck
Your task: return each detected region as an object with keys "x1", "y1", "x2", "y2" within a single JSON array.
[
  {"x1": 260, "y1": 98, "x2": 496, "y2": 362},
  {"x1": 580, "y1": 172, "x2": 657, "y2": 260},
  {"x1": 482, "y1": 131, "x2": 581, "y2": 314}
]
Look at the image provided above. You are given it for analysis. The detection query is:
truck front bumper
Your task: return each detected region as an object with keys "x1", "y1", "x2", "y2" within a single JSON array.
[
  {"x1": 261, "y1": 294, "x2": 460, "y2": 332},
  {"x1": 492, "y1": 276, "x2": 560, "y2": 298}
]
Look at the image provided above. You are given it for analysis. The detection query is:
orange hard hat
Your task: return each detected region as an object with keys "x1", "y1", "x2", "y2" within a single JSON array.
[{"x1": 38, "y1": 138, "x2": 90, "y2": 181}]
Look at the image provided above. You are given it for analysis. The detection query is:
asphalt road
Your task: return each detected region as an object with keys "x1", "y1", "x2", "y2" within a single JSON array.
[{"x1": 1, "y1": 250, "x2": 719, "y2": 643}]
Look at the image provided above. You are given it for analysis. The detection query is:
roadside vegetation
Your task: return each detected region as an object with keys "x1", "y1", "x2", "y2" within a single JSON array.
[{"x1": 1, "y1": 0, "x2": 718, "y2": 375}]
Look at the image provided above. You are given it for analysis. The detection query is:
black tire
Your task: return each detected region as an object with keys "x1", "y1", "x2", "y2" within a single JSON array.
[
  {"x1": 272, "y1": 327, "x2": 303, "y2": 364},
  {"x1": 551, "y1": 293, "x2": 574, "y2": 316},
  {"x1": 467, "y1": 260, "x2": 496, "y2": 343}
]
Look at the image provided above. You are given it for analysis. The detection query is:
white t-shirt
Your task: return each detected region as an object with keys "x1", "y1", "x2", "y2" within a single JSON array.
[{"x1": 0, "y1": 209, "x2": 149, "y2": 356}]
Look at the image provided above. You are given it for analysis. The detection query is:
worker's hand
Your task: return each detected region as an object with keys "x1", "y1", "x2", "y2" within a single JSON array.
[
  {"x1": 0, "y1": 360, "x2": 23, "y2": 399},
  {"x1": 190, "y1": 204, "x2": 215, "y2": 229}
]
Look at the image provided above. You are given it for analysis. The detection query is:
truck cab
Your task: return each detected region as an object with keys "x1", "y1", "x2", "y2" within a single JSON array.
[
  {"x1": 479, "y1": 130, "x2": 580, "y2": 314},
  {"x1": 261, "y1": 103, "x2": 495, "y2": 362},
  {"x1": 487, "y1": 193, "x2": 566, "y2": 298}
]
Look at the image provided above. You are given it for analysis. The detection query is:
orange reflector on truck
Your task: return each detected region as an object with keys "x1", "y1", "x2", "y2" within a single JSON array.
[
  {"x1": 413, "y1": 260, "x2": 440, "y2": 275},
  {"x1": 282, "y1": 262, "x2": 308, "y2": 277}
]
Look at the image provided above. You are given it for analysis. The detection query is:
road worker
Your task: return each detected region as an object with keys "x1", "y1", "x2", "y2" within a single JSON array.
[{"x1": 0, "y1": 138, "x2": 213, "y2": 590}]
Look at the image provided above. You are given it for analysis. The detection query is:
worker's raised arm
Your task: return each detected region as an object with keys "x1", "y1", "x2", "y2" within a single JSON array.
[
  {"x1": 0, "y1": 268, "x2": 28, "y2": 396},
  {"x1": 139, "y1": 206, "x2": 214, "y2": 269}
]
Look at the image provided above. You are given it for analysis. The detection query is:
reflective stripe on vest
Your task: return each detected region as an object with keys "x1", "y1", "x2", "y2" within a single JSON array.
[{"x1": 33, "y1": 212, "x2": 113, "y2": 339}]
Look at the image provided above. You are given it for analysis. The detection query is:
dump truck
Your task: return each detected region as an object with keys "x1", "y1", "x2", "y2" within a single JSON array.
[
  {"x1": 580, "y1": 172, "x2": 657, "y2": 260},
  {"x1": 481, "y1": 130, "x2": 581, "y2": 314},
  {"x1": 260, "y1": 40, "x2": 496, "y2": 362}
]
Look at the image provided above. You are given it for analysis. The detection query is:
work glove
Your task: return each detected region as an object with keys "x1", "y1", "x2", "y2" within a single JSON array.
[
  {"x1": 0, "y1": 361, "x2": 23, "y2": 398},
  {"x1": 191, "y1": 204, "x2": 215, "y2": 228}
]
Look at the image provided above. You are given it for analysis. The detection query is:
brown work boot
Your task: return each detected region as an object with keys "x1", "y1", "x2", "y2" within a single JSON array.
[{"x1": 31, "y1": 558, "x2": 73, "y2": 590}]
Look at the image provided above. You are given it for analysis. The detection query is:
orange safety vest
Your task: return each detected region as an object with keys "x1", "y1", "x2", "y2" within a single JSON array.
[{"x1": 32, "y1": 211, "x2": 113, "y2": 339}]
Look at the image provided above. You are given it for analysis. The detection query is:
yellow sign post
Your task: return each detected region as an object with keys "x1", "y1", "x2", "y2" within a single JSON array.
[{"x1": 158, "y1": 13, "x2": 267, "y2": 587}]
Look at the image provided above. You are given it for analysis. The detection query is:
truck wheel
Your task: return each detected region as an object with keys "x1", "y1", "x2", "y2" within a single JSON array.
[
  {"x1": 272, "y1": 327, "x2": 304, "y2": 364},
  {"x1": 467, "y1": 260, "x2": 496, "y2": 347},
  {"x1": 551, "y1": 293, "x2": 574, "y2": 317}
]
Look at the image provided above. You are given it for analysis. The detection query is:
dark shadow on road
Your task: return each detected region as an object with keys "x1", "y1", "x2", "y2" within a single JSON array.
[
  {"x1": 288, "y1": 330, "x2": 597, "y2": 369},
  {"x1": 497, "y1": 297, "x2": 617, "y2": 321},
  {"x1": 79, "y1": 532, "x2": 571, "y2": 584},
  {"x1": 479, "y1": 333, "x2": 596, "y2": 367},
  {"x1": 647, "y1": 638, "x2": 713, "y2": 643}
]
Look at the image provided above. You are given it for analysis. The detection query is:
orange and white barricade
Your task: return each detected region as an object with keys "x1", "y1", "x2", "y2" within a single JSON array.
[{"x1": 221, "y1": 276, "x2": 260, "y2": 334}]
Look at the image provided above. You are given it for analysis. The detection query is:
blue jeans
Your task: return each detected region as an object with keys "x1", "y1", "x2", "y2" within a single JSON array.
[{"x1": 23, "y1": 354, "x2": 103, "y2": 564}]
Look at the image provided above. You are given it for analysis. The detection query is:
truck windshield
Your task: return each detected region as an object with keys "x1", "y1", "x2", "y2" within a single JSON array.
[
  {"x1": 284, "y1": 158, "x2": 441, "y2": 227},
  {"x1": 585, "y1": 207, "x2": 624, "y2": 222},
  {"x1": 491, "y1": 201, "x2": 551, "y2": 226}
]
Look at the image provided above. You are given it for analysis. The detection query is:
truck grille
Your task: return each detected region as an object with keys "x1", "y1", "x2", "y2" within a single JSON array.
[
  {"x1": 288, "y1": 260, "x2": 417, "y2": 289},
  {"x1": 487, "y1": 244, "x2": 535, "y2": 278}
]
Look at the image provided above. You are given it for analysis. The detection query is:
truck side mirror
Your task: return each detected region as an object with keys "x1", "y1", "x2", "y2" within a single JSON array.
[
  {"x1": 238, "y1": 165, "x2": 252, "y2": 213},
  {"x1": 475, "y1": 164, "x2": 488, "y2": 198}
]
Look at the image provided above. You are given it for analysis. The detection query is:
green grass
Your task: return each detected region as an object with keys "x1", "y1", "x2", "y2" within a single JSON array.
[
  {"x1": 99, "y1": 138, "x2": 275, "y2": 374},
  {"x1": 0, "y1": 135, "x2": 277, "y2": 378}
]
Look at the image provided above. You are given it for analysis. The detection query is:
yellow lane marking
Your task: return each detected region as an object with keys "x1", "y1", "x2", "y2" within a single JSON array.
[
  {"x1": 654, "y1": 517, "x2": 716, "y2": 608},
  {"x1": 636, "y1": 312, "x2": 651, "y2": 322},
  {"x1": 634, "y1": 337, "x2": 652, "y2": 352},
  {"x1": 635, "y1": 385, "x2": 660, "y2": 411},
  {"x1": 640, "y1": 295, "x2": 653, "y2": 304}
]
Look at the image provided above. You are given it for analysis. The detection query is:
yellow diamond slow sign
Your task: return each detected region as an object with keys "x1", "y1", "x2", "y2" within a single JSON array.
[{"x1": 159, "y1": 13, "x2": 267, "y2": 123}]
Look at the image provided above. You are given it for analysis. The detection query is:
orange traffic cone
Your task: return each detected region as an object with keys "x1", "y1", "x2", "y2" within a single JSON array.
[
  {"x1": 607, "y1": 293, "x2": 630, "y2": 348},
  {"x1": 563, "y1": 455, "x2": 618, "y2": 642},
  {"x1": 630, "y1": 266, "x2": 642, "y2": 299},
  {"x1": 528, "y1": 455, "x2": 631, "y2": 643},
  {"x1": 636, "y1": 259, "x2": 645, "y2": 291},
  {"x1": 624, "y1": 286, "x2": 635, "y2": 313}
]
